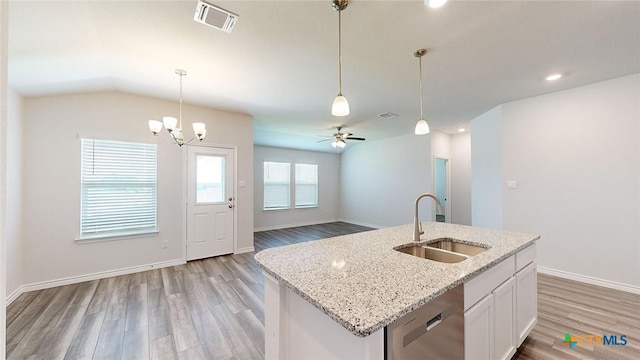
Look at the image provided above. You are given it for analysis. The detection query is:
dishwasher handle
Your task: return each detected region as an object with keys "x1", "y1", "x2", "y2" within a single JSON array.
[
  {"x1": 425, "y1": 313, "x2": 442, "y2": 331},
  {"x1": 403, "y1": 305, "x2": 454, "y2": 348}
]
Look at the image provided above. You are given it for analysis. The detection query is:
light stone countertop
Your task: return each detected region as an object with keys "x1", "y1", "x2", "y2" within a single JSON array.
[{"x1": 254, "y1": 222, "x2": 539, "y2": 338}]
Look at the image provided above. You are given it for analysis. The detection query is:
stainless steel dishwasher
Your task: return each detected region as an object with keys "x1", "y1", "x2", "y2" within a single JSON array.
[{"x1": 385, "y1": 284, "x2": 464, "y2": 359}]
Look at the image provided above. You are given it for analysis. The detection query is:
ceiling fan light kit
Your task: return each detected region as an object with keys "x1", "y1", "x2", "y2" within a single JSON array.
[
  {"x1": 148, "y1": 69, "x2": 207, "y2": 146},
  {"x1": 414, "y1": 48, "x2": 431, "y2": 135},
  {"x1": 331, "y1": 0, "x2": 350, "y2": 117}
]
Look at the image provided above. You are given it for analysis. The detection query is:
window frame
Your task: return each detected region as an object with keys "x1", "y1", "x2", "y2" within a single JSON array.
[
  {"x1": 294, "y1": 163, "x2": 319, "y2": 209},
  {"x1": 263, "y1": 161, "x2": 291, "y2": 211},
  {"x1": 78, "y1": 138, "x2": 158, "y2": 242}
]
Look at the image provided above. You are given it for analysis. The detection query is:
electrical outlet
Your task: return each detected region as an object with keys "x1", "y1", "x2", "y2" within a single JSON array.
[{"x1": 162, "y1": 240, "x2": 168, "y2": 249}]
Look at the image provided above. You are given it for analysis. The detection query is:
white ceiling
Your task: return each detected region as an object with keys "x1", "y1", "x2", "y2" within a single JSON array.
[{"x1": 8, "y1": 0, "x2": 640, "y2": 153}]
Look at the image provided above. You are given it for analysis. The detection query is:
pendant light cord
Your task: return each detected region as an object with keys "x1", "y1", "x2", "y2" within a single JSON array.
[
  {"x1": 419, "y1": 55, "x2": 423, "y2": 120},
  {"x1": 338, "y1": 9, "x2": 343, "y2": 95}
]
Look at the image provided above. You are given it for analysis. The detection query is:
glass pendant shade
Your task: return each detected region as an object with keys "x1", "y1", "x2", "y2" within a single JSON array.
[
  {"x1": 162, "y1": 116, "x2": 178, "y2": 131},
  {"x1": 332, "y1": 94, "x2": 350, "y2": 116},
  {"x1": 427, "y1": 0, "x2": 448, "y2": 8},
  {"x1": 148, "y1": 120, "x2": 163, "y2": 134},
  {"x1": 174, "y1": 128, "x2": 184, "y2": 142},
  {"x1": 331, "y1": 138, "x2": 346, "y2": 148},
  {"x1": 415, "y1": 119, "x2": 430, "y2": 135},
  {"x1": 192, "y1": 122, "x2": 206, "y2": 135}
]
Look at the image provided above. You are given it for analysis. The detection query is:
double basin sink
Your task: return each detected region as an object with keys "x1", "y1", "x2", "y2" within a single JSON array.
[{"x1": 395, "y1": 239, "x2": 488, "y2": 263}]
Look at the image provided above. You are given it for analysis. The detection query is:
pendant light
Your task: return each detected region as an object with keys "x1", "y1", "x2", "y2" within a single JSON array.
[
  {"x1": 331, "y1": 0, "x2": 350, "y2": 116},
  {"x1": 148, "y1": 69, "x2": 206, "y2": 146},
  {"x1": 414, "y1": 49, "x2": 430, "y2": 135}
]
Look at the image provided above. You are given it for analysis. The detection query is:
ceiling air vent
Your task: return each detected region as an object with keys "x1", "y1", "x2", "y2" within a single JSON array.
[
  {"x1": 194, "y1": 1, "x2": 239, "y2": 33},
  {"x1": 377, "y1": 112, "x2": 399, "y2": 120}
]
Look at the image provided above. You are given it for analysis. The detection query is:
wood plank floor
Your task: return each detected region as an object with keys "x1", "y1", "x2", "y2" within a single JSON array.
[
  {"x1": 6, "y1": 221, "x2": 640, "y2": 360},
  {"x1": 5, "y1": 222, "x2": 373, "y2": 360},
  {"x1": 513, "y1": 274, "x2": 640, "y2": 360}
]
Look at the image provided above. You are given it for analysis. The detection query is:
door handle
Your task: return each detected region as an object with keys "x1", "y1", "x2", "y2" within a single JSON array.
[{"x1": 229, "y1": 204, "x2": 233, "y2": 208}]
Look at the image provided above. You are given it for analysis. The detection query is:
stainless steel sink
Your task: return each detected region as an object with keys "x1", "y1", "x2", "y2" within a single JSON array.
[
  {"x1": 395, "y1": 245, "x2": 468, "y2": 263},
  {"x1": 425, "y1": 239, "x2": 488, "y2": 256}
]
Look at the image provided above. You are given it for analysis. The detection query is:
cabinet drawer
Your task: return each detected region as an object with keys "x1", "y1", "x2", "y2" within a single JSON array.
[
  {"x1": 464, "y1": 255, "x2": 515, "y2": 311},
  {"x1": 516, "y1": 244, "x2": 536, "y2": 272}
]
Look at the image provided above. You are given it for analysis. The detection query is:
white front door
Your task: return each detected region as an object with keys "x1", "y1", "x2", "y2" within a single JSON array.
[{"x1": 186, "y1": 145, "x2": 235, "y2": 261}]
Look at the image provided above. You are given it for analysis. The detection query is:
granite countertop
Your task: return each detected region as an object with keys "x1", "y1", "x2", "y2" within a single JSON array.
[{"x1": 254, "y1": 222, "x2": 539, "y2": 338}]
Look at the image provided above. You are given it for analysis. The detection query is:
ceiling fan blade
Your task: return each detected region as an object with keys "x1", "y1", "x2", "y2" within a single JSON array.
[
  {"x1": 316, "y1": 138, "x2": 332, "y2": 143},
  {"x1": 348, "y1": 137, "x2": 366, "y2": 141}
]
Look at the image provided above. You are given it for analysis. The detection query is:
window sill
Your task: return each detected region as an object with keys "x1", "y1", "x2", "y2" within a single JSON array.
[
  {"x1": 263, "y1": 207, "x2": 293, "y2": 212},
  {"x1": 294, "y1": 205, "x2": 318, "y2": 209},
  {"x1": 75, "y1": 230, "x2": 159, "y2": 244}
]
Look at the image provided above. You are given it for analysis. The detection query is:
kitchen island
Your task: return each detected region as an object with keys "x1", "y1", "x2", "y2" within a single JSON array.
[{"x1": 254, "y1": 222, "x2": 539, "y2": 360}]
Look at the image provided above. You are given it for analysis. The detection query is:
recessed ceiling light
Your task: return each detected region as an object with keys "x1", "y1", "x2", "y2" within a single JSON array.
[
  {"x1": 458, "y1": 127, "x2": 465, "y2": 133},
  {"x1": 426, "y1": 0, "x2": 448, "y2": 8},
  {"x1": 546, "y1": 73, "x2": 562, "y2": 81}
]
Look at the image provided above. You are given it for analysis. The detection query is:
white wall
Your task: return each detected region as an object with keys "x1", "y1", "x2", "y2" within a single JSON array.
[
  {"x1": 471, "y1": 105, "x2": 503, "y2": 229},
  {"x1": 22, "y1": 92, "x2": 253, "y2": 286},
  {"x1": 501, "y1": 74, "x2": 640, "y2": 288},
  {"x1": 450, "y1": 132, "x2": 471, "y2": 225},
  {"x1": 1, "y1": 0, "x2": 8, "y2": 354},
  {"x1": 340, "y1": 133, "x2": 432, "y2": 228},
  {"x1": 6, "y1": 90, "x2": 22, "y2": 298},
  {"x1": 253, "y1": 146, "x2": 340, "y2": 231}
]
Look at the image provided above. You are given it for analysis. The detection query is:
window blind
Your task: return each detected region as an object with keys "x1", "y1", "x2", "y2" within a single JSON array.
[
  {"x1": 263, "y1": 161, "x2": 290, "y2": 209},
  {"x1": 295, "y1": 163, "x2": 318, "y2": 207},
  {"x1": 80, "y1": 138, "x2": 157, "y2": 238}
]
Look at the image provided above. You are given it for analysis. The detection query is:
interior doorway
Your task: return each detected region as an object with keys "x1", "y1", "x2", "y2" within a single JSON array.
[
  {"x1": 434, "y1": 157, "x2": 451, "y2": 223},
  {"x1": 186, "y1": 145, "x2": 235, "y2": 261}
]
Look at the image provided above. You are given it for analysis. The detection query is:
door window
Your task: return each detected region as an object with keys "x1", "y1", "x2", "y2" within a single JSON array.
[{"x1": 196, "y1": 154, "x2": 225, "y2": 204}]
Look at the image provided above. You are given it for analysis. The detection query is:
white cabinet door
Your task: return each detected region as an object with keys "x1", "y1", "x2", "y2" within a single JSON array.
[
  {"x1": 493, "y1": 277, "x2": 516, "y2": 360},
  {"x1": 465, "y1": 294, "x2": 493, "y2": 360},
  {"x1": 516, "y1": 261, "x2": 537, "y2": 346}
]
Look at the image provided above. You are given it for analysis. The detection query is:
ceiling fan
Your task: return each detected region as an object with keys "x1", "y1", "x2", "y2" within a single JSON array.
[{"x1": 317, "y1": 126, "x2": 366, "y2": 148}]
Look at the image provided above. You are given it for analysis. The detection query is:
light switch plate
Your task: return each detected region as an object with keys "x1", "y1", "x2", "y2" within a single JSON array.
[{"x1": 507, "y1": 180, "x2": 518, "y2": 189}]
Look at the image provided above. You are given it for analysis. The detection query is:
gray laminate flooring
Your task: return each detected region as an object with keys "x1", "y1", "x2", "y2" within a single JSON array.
[
  {"x1": 6, "y1": 222, "x2": 640, "y2": 360},
  {"x1": 5, "y1": 222, "x2": 373, "y2": 360}
]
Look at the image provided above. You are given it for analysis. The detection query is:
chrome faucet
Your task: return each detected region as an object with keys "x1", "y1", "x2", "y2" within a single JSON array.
[{"x1": 413, "y1": 193, "x2": 445, "y2": 241}]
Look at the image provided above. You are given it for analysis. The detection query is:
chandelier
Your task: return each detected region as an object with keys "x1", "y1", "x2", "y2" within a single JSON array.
[{"x1": 148, "y1": 69, "x2": 206, "y2": 146}]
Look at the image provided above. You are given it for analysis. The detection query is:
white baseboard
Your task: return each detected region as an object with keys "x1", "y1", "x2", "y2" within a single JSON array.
[
  {"x1": 6, "y1": 286, "x2": 25, "y2": 306},
  {"x1": 337, "y1": 218, "x2": 384, "y2": 230},
  {"x1": 538, "y1": 266, "x2": 640, "y2": 295},
  {"x1": 254, "y1": 219, "x2": 339, "y2": 232},
  {"x1": 235, "y1": 246, "x2": 255, "y2": 254},
  {"x1": 17, "y1": 259, "x2": 185, "y2": 296}
]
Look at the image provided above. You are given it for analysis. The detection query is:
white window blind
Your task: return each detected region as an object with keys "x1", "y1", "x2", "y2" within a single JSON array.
[
  {"x1": 264, "y1": 161, "x2": 290, "y2": 210},
  {"x1": 295, "y1": 163, "x2": 318, "y2": 208},
  {"x1": 81, "y1": 138, "x2": 157, "y2": 238}
]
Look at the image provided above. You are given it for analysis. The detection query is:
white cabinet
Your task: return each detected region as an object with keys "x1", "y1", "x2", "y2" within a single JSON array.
[
  {"x1": 516, "y1": 260, "x2": 537, "y2": 346},
  {"x1": 464, "y1": 294, "x2": 493, "y2": 360},
  {"x1": 464, "y1": 244, "x2": 536, "y2": 360},
  {"x1": 492, "y1": 277, "x2": 516, "y2": 360}
]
